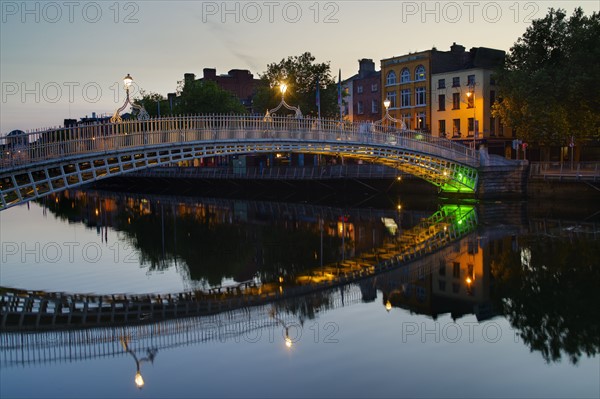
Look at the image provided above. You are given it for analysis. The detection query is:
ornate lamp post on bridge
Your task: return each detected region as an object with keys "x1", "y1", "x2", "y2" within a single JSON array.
[
  {"x1": 110, "y1": 73, "x2": 150, "y2": 123},
  {"x1": 264, "y1": 83, "x2": 303, "y2": 120},
  {"x1": 376, "y1": 99, "x2": 407, "y2": 130}
]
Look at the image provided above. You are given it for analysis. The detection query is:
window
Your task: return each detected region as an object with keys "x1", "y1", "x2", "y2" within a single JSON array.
[
  {"x1": 490, "y1": 75, "x2": 496, "y2": 85},
  {"x1": 453, "y1": 262, "x2": 460, "y2": 278},
  {"x1": 371, "y1": 100, "x2": 378, "y2": 114},
  {"x1": 438, "y1": 94, "x2": 445, "y2": 111},
  {"x1": 452, "y1": 77, "x2": 460, "y2": 87},
  {"x1": 468, "y1": 118, "x2": 474, "y2": 134},
  {"x1": 452, "y1": 283, "x2": 460, "y2": 294},
  {"x1": 490, "y1": 90, "x2": 496, "y2": 107},
  {"x1": 402, "y1": 113, "x2": 411, "y2": 128},
  {"x1": 453, "y1": 119, "x2": 460, "y2": 136},
  {"x1": 452, "y1": 93, "x2": 460, "y2": 109},
  {"x1": 438, "y1": 280, "x2": 446, "y2": 291},
  {"x1": 467, "y1": 93, "x2": 474, "y2": 108},
  {"x1": 416, "y1": 112, "x2": 425, "y2": 130},
  {"x1": 439, "y1": 120, "x2": 446, "y2": 136},
  {"x1": 467, "y1": 74, "x2": 475, "y2": 86},
  {"x1": 386, "y1": 71, "x2": 396, "y2": 86},
  {"x1": 415, "y1": 87, "x2": 426, "y2": 106},
  {"x1": 499, "y1": 120, "x2": 504, "y2": 137},
  {"x1": 401, "y1": 89, "x2": 411, "y2": 108},
  {"x1": 439, "y1": 261, "x2": 446, "y2": 276},
  {"x1": 438, "y1": 78, "x2": 446, "y2": 89},
  {"x1": 415, "y1": 65, "x2": 426, "y2": 81},
  {"x1": 357, "y1": 101, "x2": 364, "y2": 114},
  {"x1": 371, "y1": 83, "x2": 378, "y2": 92},
  {"x1": 490, "y1": 117, "x2": 496, "y2": 136},
  {"x1": 400, "y1": 68, "x2": 410, "y2": 83},
  {"x1": 386, "y1": 91, "x2": 396, "y2": 108},
  {"x1": 357, "y1": 85, "x2": 363, "y2": 94}
]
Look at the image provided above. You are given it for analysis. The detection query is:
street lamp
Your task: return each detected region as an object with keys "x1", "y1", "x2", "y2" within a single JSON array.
[
  {"x1": 466, "y1": 85, "x2": 476, "y2": 149},
  {"x1": 376, "y1": 98, "x2": 407, "y2": 130},
  {"x1": 111, "y1": 73, "x2": 150, "y2": 123},
  {"x1": 264, "y1": 82, "x2": 302, "y2": 120}
]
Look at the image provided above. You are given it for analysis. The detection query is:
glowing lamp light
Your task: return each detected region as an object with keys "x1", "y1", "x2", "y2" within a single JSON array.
[
  {"x1": 466, "y1": 277, "x2": 472, "y2": 284},
  {"x1": 279, "y1": 83, "x2": 287, "y2": 94},
  {"x1": 466, "y1": 91, "x2": 472, "y2": 98},
  {"x1": 385, "y1": 300, "x2": 392, "y2": 312},
  {"x1": 134, "y1": 371, "x2": 144, "y2": 389},
  {"x1": 383, "y1": 99, "x2": 391, "y2": 109},
  {"x1": 123, "y1": 73, "x2": 133, "y2": 89},
  {"x1": 285, "y1": 336, "x2": 293, "y2": 348}
]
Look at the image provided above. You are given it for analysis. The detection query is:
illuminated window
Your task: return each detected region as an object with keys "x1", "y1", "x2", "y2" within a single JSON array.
[
  {"x1": 415, "y1": 65, "x2": 426, "y2": 81},
  {"x1": 453, "y1": 119, "x2": 460, "y2": 136}
]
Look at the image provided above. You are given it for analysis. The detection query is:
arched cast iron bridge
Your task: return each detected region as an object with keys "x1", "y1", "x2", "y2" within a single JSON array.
[{"x1": 0, "y1": 115, "x2": 479, "y2": 210}]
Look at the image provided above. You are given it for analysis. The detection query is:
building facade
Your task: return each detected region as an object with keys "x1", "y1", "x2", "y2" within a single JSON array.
[
  {"x1": 380, "y1": 43, "x2": 505, "y2": 145},
  {"x1": 343, "y1": 59, "x2": 381, "y2": 123},
  {"x1": 381, "y1": 51, "x2": 432, "y2": 130}
]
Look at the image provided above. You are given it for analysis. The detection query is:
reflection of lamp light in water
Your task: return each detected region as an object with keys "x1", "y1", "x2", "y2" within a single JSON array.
[
  {"x1": 135, "y1": 371, "x2": 144, "y2": 389},
  {"x1": 385, "y1": 300, "x2": 392, "y2": 312},
  {"x1": 270, "y1": 308, "x2": 294, "y2": 349},
  {"x1": 120, "y1": 336, "x2": 157, "y2": 389}
]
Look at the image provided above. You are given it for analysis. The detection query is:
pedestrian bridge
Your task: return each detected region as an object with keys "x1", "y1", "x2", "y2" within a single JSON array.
[{"x1": 0, "y1": 115, "x2": 479, "y2": 210}]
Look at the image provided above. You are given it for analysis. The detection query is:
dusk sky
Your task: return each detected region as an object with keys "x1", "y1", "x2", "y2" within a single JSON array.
[{"x1": 1, "y1": 1, "x2": 598, "y2": 133}]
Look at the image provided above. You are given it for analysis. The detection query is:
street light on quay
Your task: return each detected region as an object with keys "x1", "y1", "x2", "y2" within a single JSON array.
[
  {"x1": 465, "y1": 84, "x2": 477, "y2": 149},
  {"x1": 110, "y1": 73, "x2": 150, "y2": 123}
]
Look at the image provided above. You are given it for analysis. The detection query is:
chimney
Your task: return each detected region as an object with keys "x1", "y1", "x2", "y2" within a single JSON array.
[{"x1": 450, "y1": 42, "x2": 465, "y2": 53}]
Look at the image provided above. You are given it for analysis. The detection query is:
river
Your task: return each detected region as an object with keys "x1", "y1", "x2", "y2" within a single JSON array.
[{"x1": 1, "y1": 188, "x2": 598, "y2": 398}]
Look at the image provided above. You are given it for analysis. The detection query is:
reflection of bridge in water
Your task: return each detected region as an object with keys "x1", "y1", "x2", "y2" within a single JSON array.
[
  {"x1": 1, "y1": 204, "x2": 477, "y2": 331},
  {"x1": 1, "y1": 225, "x2": 488, "y2": 369}
]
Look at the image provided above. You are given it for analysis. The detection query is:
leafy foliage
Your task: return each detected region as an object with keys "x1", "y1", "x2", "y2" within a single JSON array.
[
  {"x1": 492, "y1": 8, "x2": 600, "y2": 146},
  {"x1": 174, "y1": 80, "x2": 247, "y2": 115},
  {"x1": 134, "y1": 90, "x2": 169, "y2": 117},
  {"x1": 253, "y1": 52, "x2": 340, "y2": 118}
]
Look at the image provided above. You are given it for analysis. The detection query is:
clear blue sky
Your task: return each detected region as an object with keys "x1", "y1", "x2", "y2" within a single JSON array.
[{"x1": 1, "y1": 1, "x2": 597, "y2": 133}]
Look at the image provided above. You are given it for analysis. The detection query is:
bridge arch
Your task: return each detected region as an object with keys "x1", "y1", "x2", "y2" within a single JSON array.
[{"x1": 0, "y1": 116, "x2": 479, "y2": 209}]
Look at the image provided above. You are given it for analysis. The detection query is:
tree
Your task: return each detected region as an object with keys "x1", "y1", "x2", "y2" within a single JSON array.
[
  {"x1": 134, "y1": 90, "x2": 169, "y2": 117},
  {"x1": 174, "y1": 80, "x2": 247, "y2": 115},
  {"x1": 492, "y1": 8, "x2": 600, "y2": 154},
  {"x1": 253, "y1": 52, "x2": 339, "y2": 118}
]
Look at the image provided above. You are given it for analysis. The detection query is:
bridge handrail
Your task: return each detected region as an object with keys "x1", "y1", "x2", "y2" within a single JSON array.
[{"x1": 0, "y1": 115, "x2": 478, "y2": 170}]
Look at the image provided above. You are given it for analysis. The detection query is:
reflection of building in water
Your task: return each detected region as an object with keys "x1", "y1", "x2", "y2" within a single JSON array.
[{"x1": 377, "y1": 232, "x2": 499, "y2": 321}]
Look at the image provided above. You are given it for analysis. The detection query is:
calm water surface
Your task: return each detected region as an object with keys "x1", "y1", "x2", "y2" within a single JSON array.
[{"x1": 1, "y1": 189, "x2": 598, "y2": 398}]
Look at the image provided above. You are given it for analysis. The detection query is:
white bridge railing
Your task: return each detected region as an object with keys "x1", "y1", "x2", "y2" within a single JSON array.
[{"x1": 1, "y1": 115, "x2": 478, "y2": 170}]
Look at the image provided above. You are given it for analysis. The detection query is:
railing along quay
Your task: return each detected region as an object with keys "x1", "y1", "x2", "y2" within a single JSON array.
[
  {"x1": 529, "y1": 162, "x2": 600, "y2": 182},
  {"x1": 0, "y1": 206, "x2": 477, "y2": 331}
]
